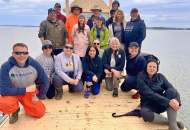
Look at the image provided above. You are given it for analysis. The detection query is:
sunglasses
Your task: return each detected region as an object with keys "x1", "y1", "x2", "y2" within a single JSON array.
[
  {"x1": 74, "y1": 8, "x2": 80, "y2": 10},
  {"x1": 94, "y1": 43, "x2": 100, "y2": 45},
  {"x1": 43, "y1": 45, "x2": 53, "y2": 49},
  {"x1": 56, "y1": 6, "x2": 61, "y2": 8},
  {"x1": 14, "y1": 52, "x2": 28, "y2": 55},
  {"x1": 65, "y1": 46, "x2": 73, "y2": 50}
]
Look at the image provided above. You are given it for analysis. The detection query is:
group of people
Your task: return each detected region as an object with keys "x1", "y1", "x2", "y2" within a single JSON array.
[{"x1": 0, "y1": 1, "x2": 184, "y2": 130}]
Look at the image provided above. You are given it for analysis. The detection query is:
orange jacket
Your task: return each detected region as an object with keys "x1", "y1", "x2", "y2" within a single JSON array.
[{"x1": 66, "y1": 14, "x2": 87, "y2": 43}]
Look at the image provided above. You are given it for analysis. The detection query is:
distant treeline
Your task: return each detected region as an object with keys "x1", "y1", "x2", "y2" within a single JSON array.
[
  {"x1": 147, "y1": 27, "x2": 190, "y2": 30},
  {"x1": 0, "y1": 25, "x2": 190, "y2": 30}
]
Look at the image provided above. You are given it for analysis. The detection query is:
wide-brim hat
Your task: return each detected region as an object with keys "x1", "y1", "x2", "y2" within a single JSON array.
[
  {"x1": 90, "y1": 5, "x2": 102, "y2": 12},
  {"x1": 71, "y1": 5, "x2": 82, "y2": 13}
]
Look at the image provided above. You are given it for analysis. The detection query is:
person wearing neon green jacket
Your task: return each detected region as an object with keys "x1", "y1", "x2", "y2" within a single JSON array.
[{"x1": 89, "y1": 15, "x2": 109, "y2": 50}]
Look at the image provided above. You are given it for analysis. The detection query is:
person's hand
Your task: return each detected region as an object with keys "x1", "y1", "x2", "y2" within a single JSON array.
[
  {"x1": 31, "y1": 94, "x2": 40, "y2": 104},
  {"x1": 73, "y1": 79, "x2": 79, "y2": 86},
  {"x1": 104, "y1": 69, "x2": 112, "y2": 74},
  {"x1": 86, "y1": 82, "x2": 93, "y2": 86},
  {"x1": 50, "y1": 77, "x2": 53, "y2": 85},
  {"x1": 92, "y1": 75, "x2": 98, "y2": 82},
  {"x1": 169, "y1": 99, "x2": 180, "y2": 112},
  {"x1": 112, "y1": 70, "x2": 120, "y2": 79},
  {"x1": 69, "y1": 79, "x2": 75, "y2": 85},
  {"x1": 26, "y1": 84, "x2": 36, "y2": 92}
]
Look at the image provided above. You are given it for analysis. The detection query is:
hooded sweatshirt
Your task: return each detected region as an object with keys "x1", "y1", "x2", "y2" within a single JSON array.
[
  {"x1": 0, "y1": 56, "x2": 49, "y2": 99},
  {"x1": 124, "y1": 15, "x2": 146, "y2": 49}
]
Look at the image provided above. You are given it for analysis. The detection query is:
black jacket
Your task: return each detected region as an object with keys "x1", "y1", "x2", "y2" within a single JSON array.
[
  {"x1": 106, "y1": 17, "x2": 113, "y2": 28},
  {"x1": 82, "y1": 55, "x2": 103, "y2": 82},
  {"x1": 102, "y1": 48, "x2": 125, "y2": 71},
  {"x1": 137, "y1": 73, "x2": 181, "y2": 108}
]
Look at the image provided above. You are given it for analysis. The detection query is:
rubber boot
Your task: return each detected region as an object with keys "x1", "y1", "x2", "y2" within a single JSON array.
[
  {"x1": 167, "y1": 106, "x2": 184, "y2": 130},
  {"x1": 152, "y1": 112, "x2": 184, "y2": 129},
  {"x1": 55, "y1": 87, "x2": 63, "y2": 100},
  {"x1": 9, "y1": 107, "x2": 20, "y2": 124},
  {"x1": 132, "y1": 91, "x2": 140, "y2": 99}
]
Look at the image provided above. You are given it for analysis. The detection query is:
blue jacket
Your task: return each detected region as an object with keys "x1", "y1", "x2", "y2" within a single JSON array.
[
  {"x1": 126, "y1": 54, "x2": 146, "y2": 77},
  {"x1": 87, "y1": 15, "x2": 107, "y2": 30},
  {"x1": 82, "y1": 55, "x2": 103, "y2": 83},
  {"x1": 124, "y1": 15, "x2": 146, "y2": 48},
  {"x1": 0, "y1": 56, "x2": 49, "y2": 99},
  {"x1": 102, "y1": 48, "x2": 125, "y2": 71}
]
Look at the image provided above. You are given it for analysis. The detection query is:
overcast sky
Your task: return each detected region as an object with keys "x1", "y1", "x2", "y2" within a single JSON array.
[{"x1": 0, "y1": 0, "x2": 190, "y2": 28}]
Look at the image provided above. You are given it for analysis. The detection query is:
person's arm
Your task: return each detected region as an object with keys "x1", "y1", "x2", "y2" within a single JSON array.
[
  {"x1": 100, "y1": 27, "x2": 109, "y2": 48},
  {"x1": 102, "y1": 49, "x2": 113, "y2": 71},
  {"x1": 62, "y1": 22, "x2": 69, "y2": 43},
  {"x1": 137, "y1": 74, "x2": 170, "y2": 108},
  {"x1": 38, "y1": 21, "x2": 46, "y2": 42},
  {"x1": 54, "y1": 56, "x2": 71, "y2": 83},
  {"x1": 71, "y1": 25, "x2": 76, "y2": 41},
  {"x1": 132, "y1": 56, "x2": 146, "y2": 76},
  {"x1": 82, "y1": 57, "x2": 96, "y2": 77},
  {"x1": 136, "y1": 21, "x2": 146, "y2": 44},
  {"x1": 32, "y1": 60, "x2": 50, "y2": 100},
  {"x1": 75, "y1": 56, "x2": 83, "y2": 80},
  {"x1": 65, "y1": 18, "x2": 69, "y2": 32},
  {"x1": 96, "y1": 57, "x2": 103, "y2": 79},
  {"x1": 0, "y1": 64, "x2": 26, "y2": 96},
  {"x1": 113, "y1": 50, "x2": 125, "y2": 71}
]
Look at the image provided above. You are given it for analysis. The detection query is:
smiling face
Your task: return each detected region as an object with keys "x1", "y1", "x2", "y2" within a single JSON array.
[
  {"x1": 12, "y1": 46, "x2": 29, "y2": 67},
  {"x1": 128, "y1": 45, "x2": 139, "y2": 57},
  {"x1": 89, "y1": 47, "x2": 96, "y2": 59},
  {"x1": 110, "y1": 40, "x2": 119, "y2": 51},
  {"x1": 92, "y1": 9, "x2": 100, "y2": 17},
  {"x1": 48, "y1": 11, "x2": 56, "y2": 20},
  {"x1": 78, "y1": 17, "x2": 85, "y2": 24},
  {"x1": 43, "y1": 44, "x2": 53, "y2": 56},
  {"x1": 110, "y1": 11, "x2": 116, "y2": 17},
  {"x1": 54, "y1": 6, "x2": 61, "y2": 13},
  {"x1": 116, "y1": 11, "x2": 123, "y2": 21},
  {"x1": 73, "y1": 8, "x2": 80, "y2": 15},
  {"x1": 130, "y1": 11, "x2": 139, "y2": 21},
  {"x1": 147, "y1": 61, "x2": 158, "y2": 76},
  {"x1": 112, "y1": 3, "x2": 118, "y2": 9},
  {"x1": 63, "y1": 43, "x2": 74, "y2": 56},
  {"x1": 95, "y1": 18, "x2": 103, "y2": 27},
  {"x1": 93, "y1": 39, "x2": 100, "y2": 49}
]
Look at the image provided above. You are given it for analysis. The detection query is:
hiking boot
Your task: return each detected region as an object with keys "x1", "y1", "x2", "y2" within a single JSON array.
[
  {"x1": 113, "y1": 88, "x2": 118, "y2": 97},
  {"x1": 68, "y1": 85, "x2": 74, "y2": 93},
  {"x1": 9, "y1": 107, "x2": 20, "y2": 124},
  {"x1": 41, "y1": 96, "x2": 46, "y2": 100},
  {"x1": 132, "y1": 91, "x2": 140, "y2": 99},
  {"x1": 84, "y1": 89, "x2": 90, "y2": 98},
  {"x1": 55, "y1": 87, "x2": 63, "y2": 100}
]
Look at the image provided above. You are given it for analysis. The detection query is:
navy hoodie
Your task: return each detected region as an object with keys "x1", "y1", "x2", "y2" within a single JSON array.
[
  {"x1": 0, "y1": 56, "x2": 49, "y2": 99},
  {"x1": 124, "y1": 15, "x2": 146, "y2": 49}
]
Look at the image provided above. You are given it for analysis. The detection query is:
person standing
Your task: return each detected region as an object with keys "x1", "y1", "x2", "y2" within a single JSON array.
[
  {"x1": 66, "y1": 5, "x2": 86, "y2": 43},
  {"x1": 47, "y1": 3, "x2": 67, "y2": 23},
  {"x1": 35, "y1": 40, "x2": 56, "y2": 99},
  {"x1": 87, "y1": 5, "x2": 106, "y2": 30},
  {"x1": 106, "y1": 8, "x2": 116, "y2": 28},
  {"x1": 89, "y1": 15, "x2": 109, "y2": 50},
  {"x1": 71, "y1": 14, "x2": 90, "y2": 61},
  {"x1": 0, "y1": 43, "x2": 49, "y2": 124},
  {"x1": 39, "y1": 8, "x2": 69, "y2": 55},
  {"x1": 124, "y1": 8, "x2": 146, "y2": 57},
  {"x1": 112, "y1": 0, "x2": 120, "y2": 12}
]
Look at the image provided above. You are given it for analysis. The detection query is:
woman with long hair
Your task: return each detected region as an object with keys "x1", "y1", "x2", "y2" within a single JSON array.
[
  {"x1": 71, "y1": 14, "x2": 90, "y2": 61},
  {"x1": 137, "y1": 59, "x2": 184, "y2": 130}
]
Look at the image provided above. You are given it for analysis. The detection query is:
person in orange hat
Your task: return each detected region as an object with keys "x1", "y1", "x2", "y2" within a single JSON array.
[{"x1": 66, "y1": 5, "x2": 86, "y2": 43}]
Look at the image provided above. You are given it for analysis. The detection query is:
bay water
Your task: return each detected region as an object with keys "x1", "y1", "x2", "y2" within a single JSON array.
[{"x1": 0, "y1": 27, "x2": 189, "y2": 129}]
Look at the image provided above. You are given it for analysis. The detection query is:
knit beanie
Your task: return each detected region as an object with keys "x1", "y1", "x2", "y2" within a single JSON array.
[{"x1": 78, "y1": 14, "x2": 85, "y2": 20}]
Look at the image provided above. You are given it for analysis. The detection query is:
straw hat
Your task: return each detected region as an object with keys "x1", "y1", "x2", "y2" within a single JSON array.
[
  {"x1": 71, "y1": 5, "x2": 83, "y2": 13},
  {"x1": 90, "y1": 5, "x2": 102, "y2": 12}
]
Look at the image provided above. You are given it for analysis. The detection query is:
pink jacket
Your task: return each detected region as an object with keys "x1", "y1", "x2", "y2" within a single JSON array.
[{"x1": 71, "y1": 24, "x2": 90, "y2": 57}]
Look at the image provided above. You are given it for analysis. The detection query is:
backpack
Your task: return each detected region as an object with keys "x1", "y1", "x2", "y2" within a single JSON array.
[{"x1": 135, "y1": 53, "x2": 160, "y2": 64}]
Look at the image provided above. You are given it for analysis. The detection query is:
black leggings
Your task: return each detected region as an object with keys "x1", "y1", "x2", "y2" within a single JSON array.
[{"x1": 140, "y1": 88, "x2": 180, "y2": 122}]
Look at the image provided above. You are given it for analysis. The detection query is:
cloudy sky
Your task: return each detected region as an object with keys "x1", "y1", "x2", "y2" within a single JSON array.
[{"x1": 0, "y1": 0, "x2": 190, "y2": 28}]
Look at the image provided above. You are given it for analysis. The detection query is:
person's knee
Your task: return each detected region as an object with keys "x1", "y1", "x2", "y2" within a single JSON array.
[
  {"x1": 53, "y1": 75, "x2": 63, "y2": 88},
  {"x1": 140, "y1": 108, "x2": 154, "y2": 122},
  {"x1": 76, "y1": 85, "x2": 84, "y2": 92},
  {"x1": 120, "y1": 82, "x2": 132, "y2": 92},
  {"x1": 165, "y1": 88, "x2": 178, "y2": 99},
  {"x1": 92, "y1": 83, "x2": 100, "y2": 95},
  {"x1": 33, "y1": 105, "x2": 46, "y2": 118}
]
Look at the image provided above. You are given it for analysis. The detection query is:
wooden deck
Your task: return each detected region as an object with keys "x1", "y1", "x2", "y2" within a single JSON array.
[{"x1": 0, "y1": 80, "x2": 186, "y2": 130}]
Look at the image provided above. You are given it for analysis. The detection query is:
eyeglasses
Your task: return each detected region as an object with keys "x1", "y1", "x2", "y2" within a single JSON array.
[
  {"x1": 14, "y1": 52, "x2": 28, "y2": 55},
  {"x1": 94, "y1": 43, "x2": 100, "y2": 45},
  {"x1": 74, "y1": 8, "x2": 80, "y2": 10},
  {"x1": 43, "y1": 45, "x2": 53, "y2": 49},
  {"x1": 56, "y1": 6, "x2": 61, "y2": 8},
  {"x1": 65, "y1": 46, "x2": 73, "y2": 50}
]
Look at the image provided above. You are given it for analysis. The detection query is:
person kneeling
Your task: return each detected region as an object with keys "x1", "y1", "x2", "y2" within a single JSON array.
[
  {"x1": 82, "y1": 45, "x2": 103, "y2": 98},
  {"x1": 137, "y1": 59, "x2": 184, "y2": 130},
  {"x1": 53, "y1": 42, "x2": 84, "y2": 100},
  {"x1": 0, "y1": 43, "x2": 49, "y2": 124}
]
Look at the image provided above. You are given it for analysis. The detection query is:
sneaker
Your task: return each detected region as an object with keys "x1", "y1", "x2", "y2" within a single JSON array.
[
  {"x1": 84, "y1": 89, "x2": 90, "y2": 98},
  {"x1": 132, "y1": 91, "x2": 140, "y2": 99},
  {"x1": 113, "y1": 88, "x2": 118, "y2": 97}
]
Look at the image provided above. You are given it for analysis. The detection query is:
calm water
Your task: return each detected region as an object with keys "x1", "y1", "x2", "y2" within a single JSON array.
[{"x1": 0, "y1": 27, "x2": 190, "y2": 129}]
